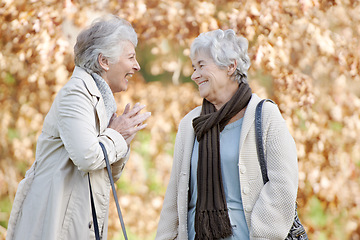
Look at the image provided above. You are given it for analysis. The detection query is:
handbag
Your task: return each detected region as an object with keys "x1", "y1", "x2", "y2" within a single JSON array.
[
  {"x1": 255, "y1": 99, "x2": 309, "y2": 240},
  {"x1": 88, "y1": 142, "x2": 128, "y2": 240}
]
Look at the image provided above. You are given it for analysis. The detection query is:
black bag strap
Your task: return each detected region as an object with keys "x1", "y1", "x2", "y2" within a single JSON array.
[
  {"x1": 255, "y1": 101, "x2": 309, "y2": 239},
  {"x1": 88, "y1": 142, "x2": 128, "y2": 240},
  {"x1": 255, "y1": 99, "x2": 275, "y2": 184},
  {"x1": 99, "y1": 142, "x2": 128, "y2": 240},
  {"x1": 88, "y1": 173, "x2": 101, "y2": 240}
]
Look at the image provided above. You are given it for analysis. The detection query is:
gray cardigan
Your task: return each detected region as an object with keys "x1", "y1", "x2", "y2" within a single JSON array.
[{"x1": 156, "y1": 93, "x2": 299, "y2": 240}]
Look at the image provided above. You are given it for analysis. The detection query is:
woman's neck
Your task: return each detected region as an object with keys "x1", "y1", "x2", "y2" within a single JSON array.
[
  {"x1": 227, "y1": 106, "x2": 247, "y2": 124},
  {"x1": 213, "y1": 87, "x2": 238, "y2": 110}
]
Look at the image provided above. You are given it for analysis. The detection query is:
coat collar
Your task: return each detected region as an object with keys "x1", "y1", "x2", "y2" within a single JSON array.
[
  {"x1": 239, "y1": 93, "x2": 262, "y2": 150},
  {"x1": 72, "y1": 66, "x2": 102, "y2": 98}
]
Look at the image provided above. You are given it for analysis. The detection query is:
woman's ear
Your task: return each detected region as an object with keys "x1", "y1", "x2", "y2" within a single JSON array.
[
  {"x1": 98, "y1": 54, "x2": 109, "y2": 71},
  {"x1": 227, "y1": 60, "x2": 237, "y2": 76}
]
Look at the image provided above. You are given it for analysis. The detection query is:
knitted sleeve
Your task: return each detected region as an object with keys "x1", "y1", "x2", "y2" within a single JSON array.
[
  {"x1": 249, "y1": 102, "x2": 298, "y2": 239},
  {"x1": 155, "y1": 122, "x2": 185, "y2": 240}
]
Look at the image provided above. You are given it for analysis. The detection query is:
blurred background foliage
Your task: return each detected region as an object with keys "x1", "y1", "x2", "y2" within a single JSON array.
[{"x1": 1, "y1": 0, "x2": 360, "y2": 239}]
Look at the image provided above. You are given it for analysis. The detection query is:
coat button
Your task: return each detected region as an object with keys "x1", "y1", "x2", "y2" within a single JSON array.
[
  {"x1": 243, "y1": 187, "x2": 250, "y2": 195},
  {"x1": 245, "y1": 205, "x2": 252, "y2": 212},
  {"x1": 88, "y1": 221, "x2": 92, "y2": 229},
  {"x1": 240, "y1": 166, "x2": 246, "y2": 174}
]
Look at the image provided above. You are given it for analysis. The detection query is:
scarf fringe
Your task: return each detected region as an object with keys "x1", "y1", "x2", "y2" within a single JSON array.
[{"x1": 195, "y1": 209, "x2": 233, "y2": 240}]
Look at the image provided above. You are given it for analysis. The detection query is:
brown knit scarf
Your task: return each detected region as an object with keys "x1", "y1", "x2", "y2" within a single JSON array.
[{"x1": 192, "y1": 82, "x2": 252, "y2": 240}]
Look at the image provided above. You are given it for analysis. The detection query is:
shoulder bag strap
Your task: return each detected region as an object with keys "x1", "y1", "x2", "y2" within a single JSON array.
[
  {"x1": 88, "y1": 173, "x2": 101, "y2": 240},
  {"x1": 255, "y1": 99, "x2": 275, "y2": 184},
  {"x1": 255, "y1": 100, "x2": 309, "y2": 239},
  {"x1": 99, "y1": 142, "x2": 128, "y2": 240}
]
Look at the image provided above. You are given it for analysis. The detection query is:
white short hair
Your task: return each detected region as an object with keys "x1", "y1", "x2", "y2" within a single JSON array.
[
  {"x1": 190, "y1": 29, "x2": 250, "y2": 84},
  {"x1": 74, "y1": 15, "x2": 138, "y2": 75}
]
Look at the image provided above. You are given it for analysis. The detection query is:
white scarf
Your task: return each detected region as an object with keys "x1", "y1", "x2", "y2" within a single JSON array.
[{"x1": 91, "y1": 72, "x2": 117, "y2": 124}]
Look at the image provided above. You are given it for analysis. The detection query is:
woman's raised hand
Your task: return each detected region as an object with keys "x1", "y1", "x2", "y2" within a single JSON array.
[{"x1": 108, "y1": 103, "x2": 151, "y2": 145}]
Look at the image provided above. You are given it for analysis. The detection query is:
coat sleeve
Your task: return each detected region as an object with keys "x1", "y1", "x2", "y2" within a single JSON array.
[
  {"x1": 155, "y1": 123, "x2": 186, "y2": 240},
  {"x1": 249, "y1": 102, "x2": 298, "y2": 239},
  {"x1": 57, "y1": 80, "x2": 128, "y2": 172},
  {"x1": 111, "y1": 149, "x2": 130, "y2": 182}
]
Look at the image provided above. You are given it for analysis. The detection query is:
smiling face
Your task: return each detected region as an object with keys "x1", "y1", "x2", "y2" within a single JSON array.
[
  {"x1": 191, "y1": 51, "x2": 239, "y2": 109},
  {"x1": 100, "y1": 40, "x2": 140, "y2": 93}
]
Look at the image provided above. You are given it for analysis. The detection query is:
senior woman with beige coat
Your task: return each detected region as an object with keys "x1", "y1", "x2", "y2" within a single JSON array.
[
  {"x1": 7, "y1": 15, "x2": 150, "y2": 240},
  {"x1": 156, "y1": 29, "x2": 299, "y2": 240}
]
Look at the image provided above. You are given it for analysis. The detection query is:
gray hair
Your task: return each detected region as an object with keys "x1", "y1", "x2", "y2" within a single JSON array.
[
  {"x1": 190, "y1": 29, "x2": 250, "y2": 84},
  {"x1": 74, "y1": 15, "x2": 138, "y2": 75}
]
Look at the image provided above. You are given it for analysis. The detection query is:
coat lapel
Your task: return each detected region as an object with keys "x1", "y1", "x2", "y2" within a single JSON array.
[
  {"x1": 184, "y1": 108, "x2": 201, "y2": 161},
  {"x1": 72, "y1": 67, "x2": 108, "y2": 133}
]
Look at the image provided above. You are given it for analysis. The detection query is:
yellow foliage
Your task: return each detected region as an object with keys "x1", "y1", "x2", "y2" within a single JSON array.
[{"x1": 1, "y1": 0, "x2": 360, "y2": 239}]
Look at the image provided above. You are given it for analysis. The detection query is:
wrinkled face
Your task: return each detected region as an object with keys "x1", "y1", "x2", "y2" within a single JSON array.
[
  {"x1": 191, "y1": 51, "x2": 238, "y2": 107},
  {"x1": 102, "y1": 41, "x2": 140, "y2": 93}
]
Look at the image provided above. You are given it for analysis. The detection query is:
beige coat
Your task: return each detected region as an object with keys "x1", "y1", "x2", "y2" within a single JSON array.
[
  {"x1": 7, "y1": 67, "x2": 129, "y2": 240},
  {"x1": 156, "y1": 94, "x2": 299, "y2": 240}
]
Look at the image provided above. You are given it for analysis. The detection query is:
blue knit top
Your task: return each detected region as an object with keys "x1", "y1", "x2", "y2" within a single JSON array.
[{"x1": 187, "y1": 117, "x2": 250, "y2": 240}]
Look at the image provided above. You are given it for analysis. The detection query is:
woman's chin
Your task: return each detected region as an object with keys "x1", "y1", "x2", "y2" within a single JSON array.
[{"x1": 198, "y1": 90, "x2": 209, "y2": 99}]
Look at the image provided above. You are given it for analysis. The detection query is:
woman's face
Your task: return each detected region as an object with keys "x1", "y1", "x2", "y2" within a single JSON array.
[
  {"x1": 191, "y1": 51, "x2": 238, "y2": 109},
  {"x1": 101, "y1": 41, "x2": 140, "y2": 93}
]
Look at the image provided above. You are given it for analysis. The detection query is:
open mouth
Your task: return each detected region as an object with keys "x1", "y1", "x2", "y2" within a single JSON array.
[
  {"x1": 125, "y1": 73, "x2": 133, "y2": 79},
  {"x1": 198, "y1": 80, "x2": 208, "y2": 87}
]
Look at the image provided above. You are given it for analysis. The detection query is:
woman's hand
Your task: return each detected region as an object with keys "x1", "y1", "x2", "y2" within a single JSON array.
[{"x1": 108, "y1": 103, "x2": 151, "y2": 145}]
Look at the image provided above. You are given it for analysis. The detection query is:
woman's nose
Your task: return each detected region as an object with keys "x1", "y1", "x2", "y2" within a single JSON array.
[
  {"x1": 134, "y1": 59, "x2": 140, "y2": 71},
  {"x1": 191, "y1": 70, "x2": 200, "y2": 81}
]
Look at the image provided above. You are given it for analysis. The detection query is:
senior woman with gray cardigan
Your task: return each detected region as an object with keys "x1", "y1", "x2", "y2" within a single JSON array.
[
  {"x1": 7, "y1": 15, "x2": 150, "y2": 240},
  {"x1": 156, "y1": 29, "x2": 298, "y2": 240}
]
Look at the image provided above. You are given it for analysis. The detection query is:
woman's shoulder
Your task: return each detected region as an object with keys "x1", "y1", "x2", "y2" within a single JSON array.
[
  {"x1": 258, "y1": 99, "x2": 287, "y2": 130},
  {"x1": 249, "y1": 94, "x2": 281, "y2": 116},
  {"x1": 60, "y1": 67, "x2": 99, "y2": 97},
  {"x1": 60, "y1": 68, "x2": 87, "y2": 90},
  {"x1": 180, "y1": 106, "x2": 201, "y2": 123},
  {"x1": 262, "y1": 100, "x2": 283, "y2": 118},
  {"x1": 176, "y1": 106, "x2": 202, "y2": 133}
]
